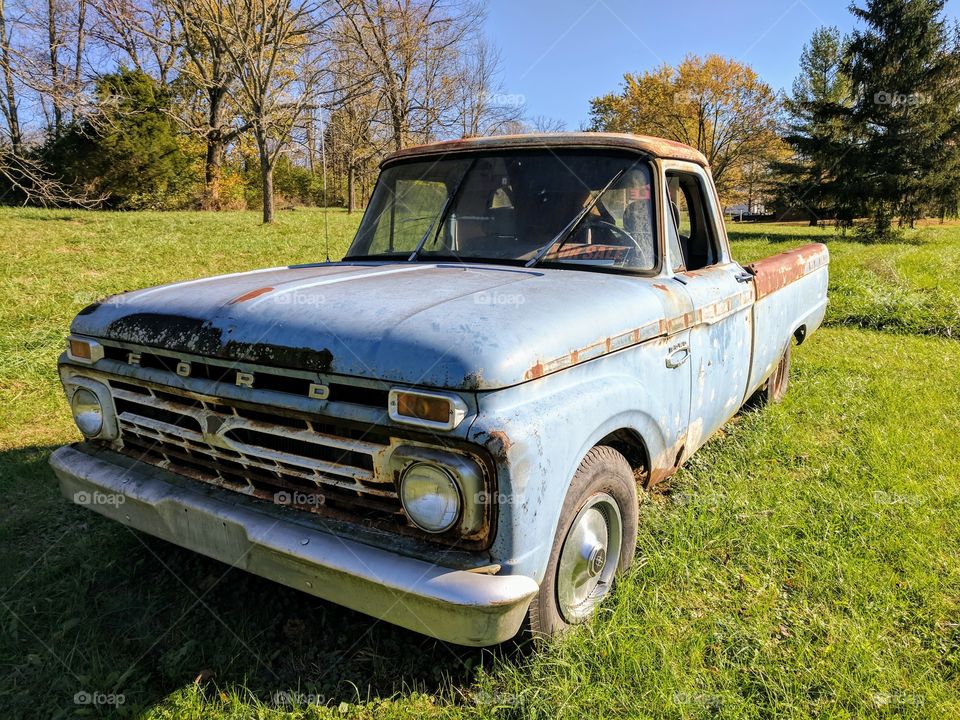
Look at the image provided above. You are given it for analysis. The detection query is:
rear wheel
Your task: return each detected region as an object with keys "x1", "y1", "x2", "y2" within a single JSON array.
[
  {"x1": 526, "y1": 446, "x2": 638, "y2": 638},
  {"x1": 748, "y1": 343, "x2": 791, "y2": 407}
]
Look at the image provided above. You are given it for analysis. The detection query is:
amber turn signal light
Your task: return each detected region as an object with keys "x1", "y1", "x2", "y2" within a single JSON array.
[
  {"x1": 388, "y1": 389, "x2": 467, "y2": 431},
  {"x1": 396, "y1": 392, "x2": 450, "y2": 423},
  {"x1": 66, "y1": 336, "x2": 104, "y2": 364},
  {"x1": 69, "y1": 339, "x2": 92, "y2": 360}
]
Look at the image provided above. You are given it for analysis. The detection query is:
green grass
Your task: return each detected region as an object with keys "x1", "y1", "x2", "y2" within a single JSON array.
[
  {"x1": 729, "y1": 222, "x2": 960, "y2": 339},
  {"x1": 2, "y1": 208, "x2": 959, "y2": 718}
]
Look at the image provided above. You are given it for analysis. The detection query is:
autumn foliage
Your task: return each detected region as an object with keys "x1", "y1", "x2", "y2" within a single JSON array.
[{"x1": 589, "y1": 55, "x2": 785, "y2": 205}]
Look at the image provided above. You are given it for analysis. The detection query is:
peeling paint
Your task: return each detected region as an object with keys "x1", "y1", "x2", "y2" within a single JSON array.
[{"x1": 747, "y1": 243, "x2": 828, "y2": 299}]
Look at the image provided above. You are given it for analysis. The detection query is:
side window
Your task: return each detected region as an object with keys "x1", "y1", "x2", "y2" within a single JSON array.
[
  {"x1": 665, "y1": 171, "x2": 720, "y2": 272},
  {"x1": 665, "y1": 177, "x2": 685, "y2": 272}
]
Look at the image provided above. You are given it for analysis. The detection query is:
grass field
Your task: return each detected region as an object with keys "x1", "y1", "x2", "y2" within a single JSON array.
[{"x1": 2, "y1": 208, "x2": 959, "y2": 718}]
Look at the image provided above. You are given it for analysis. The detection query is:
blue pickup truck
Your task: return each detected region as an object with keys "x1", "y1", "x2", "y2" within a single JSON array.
[{"x1": 50, "y1": 133, "x2": 829, "y2": 646}]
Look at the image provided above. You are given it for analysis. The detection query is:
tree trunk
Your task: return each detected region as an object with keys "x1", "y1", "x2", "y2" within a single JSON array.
[
  {"x1": 205, "y1": 139, "x2": 224, "y2": 210},
  {"x1": 0, "y1": 0, "x2": 21, "y2": 154},
  {"x1": 204, "y1": 88, "x2": 226, "y2": 210},
  {"x1": 305, "y1": 108, "x2": 316, "y2": 174},
  {"x1": 260, "y1": 150, "x2": 274, "y2": 224},
  {"x1": 47, "y1": 0, "x2": 62, "y2": 136},
  {"x1": 347, "y1": 160, "x2": 356, "y2": 214},
  {"x1": 71, "y1": 0, "x2": 85, "y2": 120}
]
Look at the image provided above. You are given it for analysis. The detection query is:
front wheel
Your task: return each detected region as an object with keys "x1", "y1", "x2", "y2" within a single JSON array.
[{"x1": 526, "y1": 446, "x2": 638, "y2": 638}]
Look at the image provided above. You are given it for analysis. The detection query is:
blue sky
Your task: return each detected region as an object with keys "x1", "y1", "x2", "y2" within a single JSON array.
[{"x1": 485, "y1": 0, "x2": 960, "y2": 129}]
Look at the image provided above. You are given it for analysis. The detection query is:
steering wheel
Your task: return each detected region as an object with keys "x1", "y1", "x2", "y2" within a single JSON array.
[
  {"x1": 580, "y1": 219, "x2": 654, "y2": 268},
  {"x1": 581, "y1": 219, "x2": 637, "y2": 247}
]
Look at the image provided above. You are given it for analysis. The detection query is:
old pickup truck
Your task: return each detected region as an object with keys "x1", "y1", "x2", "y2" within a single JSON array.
[{"x1": 50, "y1": 133, "x2": 828, "y2": 646}]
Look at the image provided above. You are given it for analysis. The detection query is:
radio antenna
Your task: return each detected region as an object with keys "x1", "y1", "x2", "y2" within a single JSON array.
[{"x1": 319, "y1": 105, "x2": 330, "y2": 263}]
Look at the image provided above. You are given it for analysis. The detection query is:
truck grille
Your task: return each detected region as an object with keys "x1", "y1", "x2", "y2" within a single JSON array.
[{"x1": 105, "y1": 377, "x2": 409, "y2": 529}]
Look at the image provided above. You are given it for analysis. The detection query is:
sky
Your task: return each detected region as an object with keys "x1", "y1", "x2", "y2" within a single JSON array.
[{"x1": 485, "y1": 0, "x2": 960, "y2": 130}]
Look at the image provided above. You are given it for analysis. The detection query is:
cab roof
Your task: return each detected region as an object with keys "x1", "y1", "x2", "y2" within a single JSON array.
[{"x1": 383, "y1": 132, "x2": 709, "y2": 168}]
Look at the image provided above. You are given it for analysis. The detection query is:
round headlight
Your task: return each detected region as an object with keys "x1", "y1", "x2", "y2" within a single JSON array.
[
  {"x1": 71, "y1": 388, "x2": 103, "y2": 437},
  {"x1": 399, "y1": 462, "x2": 461, "y2": 533}
]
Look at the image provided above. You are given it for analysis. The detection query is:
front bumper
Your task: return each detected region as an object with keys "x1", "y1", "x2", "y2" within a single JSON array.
[{"x1": 49, "y1": 445, "x2": 538, "y2": 646}]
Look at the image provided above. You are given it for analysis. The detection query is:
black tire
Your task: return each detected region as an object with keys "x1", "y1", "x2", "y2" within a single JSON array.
[
  {"x1": 526, "y1": 446, "x2": 638, "y2": 639},
  {"x1": 747, "y1": 343, "x2": 791, "y2": 407}
]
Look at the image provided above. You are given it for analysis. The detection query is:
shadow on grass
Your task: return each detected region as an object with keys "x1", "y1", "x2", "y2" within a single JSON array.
[
  {"x1": 727, "y1": 223, "x2": 926, "y2": 246},
  {"x1": 726, "y1": 225, "x2": 834, "y2": 245},
  {"x1": 0, "y1": 445, "x2": 521, "y2": 718}
]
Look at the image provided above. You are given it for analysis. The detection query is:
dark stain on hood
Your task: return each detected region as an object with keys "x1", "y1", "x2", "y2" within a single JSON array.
[{"x1": 105, "y1": 312, "x2": 334, "y2": 372}]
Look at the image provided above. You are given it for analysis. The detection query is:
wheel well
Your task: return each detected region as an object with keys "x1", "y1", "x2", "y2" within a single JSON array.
[
  {"x1": 597, "y1": 429, "x2": 650, "y2": 486},
  {"x1": 793, "y1": 325, "x2": 807, "y2": 345}
]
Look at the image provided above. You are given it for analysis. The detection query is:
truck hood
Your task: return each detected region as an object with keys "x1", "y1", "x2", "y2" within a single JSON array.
[{"x1": 71, "y1": 262, "x2": 683, "y2": 390}]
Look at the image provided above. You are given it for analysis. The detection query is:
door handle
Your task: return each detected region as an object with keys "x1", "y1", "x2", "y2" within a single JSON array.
[
  {"x1": 735, "y1": 269, "x2": 754, "y2": 283},
  {"x1": 666, "y1": 345, "x2": 690, "y2": 369}
]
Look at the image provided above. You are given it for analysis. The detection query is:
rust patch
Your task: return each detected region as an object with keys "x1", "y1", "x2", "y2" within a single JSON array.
[
  {"x1": 747, "y1": 243, "x2": 828, "y2": 300},
  {"x1": 228, "y1": 287, "x2": 274, "y2": 304},
  {"x1": 383, "y1": 132, "x2": 709, "y2": 168},
  {"x1": 485, "y1": 430, "x2": 514, "y2": 461},
  {"x1": 523, "y1": 318, "x2": 666, "y2": 381}
]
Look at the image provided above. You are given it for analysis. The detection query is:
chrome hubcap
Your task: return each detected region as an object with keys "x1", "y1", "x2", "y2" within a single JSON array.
[{"x1": 556, "y1": 492, "x2": 622, "y2": 623}]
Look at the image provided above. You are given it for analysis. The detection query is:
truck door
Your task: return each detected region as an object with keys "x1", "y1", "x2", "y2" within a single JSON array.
[{"x1": 663, "y1": 163, "x2": 754, "y2": 455}]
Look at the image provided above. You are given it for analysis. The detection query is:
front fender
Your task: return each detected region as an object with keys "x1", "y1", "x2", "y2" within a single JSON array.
[{"x1": 468, "y1": 355, "x2": 676, "y2": 583}]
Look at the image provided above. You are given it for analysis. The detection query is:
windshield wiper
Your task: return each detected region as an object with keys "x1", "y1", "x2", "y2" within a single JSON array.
[
  {"x1": 525, "y1": 167, "x2": 629, "y2": 268},
  {"x1": 408, "y1": 158, "x2": 476, "y2": 262}
]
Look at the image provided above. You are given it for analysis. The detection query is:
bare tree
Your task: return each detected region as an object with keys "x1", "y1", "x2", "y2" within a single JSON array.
[
  {"x1": 0, "y1": 0, "x2": 22, "y2": 153},
  {"x1": 454, "y1": 36, "x2": 522, "y2": 138},
  {"x1": 333, "y1": 0, "x2": 482, "y2": 151},
  {"x1": 194, "y1": 0, "x2": 336, "y2": 223},
  {"x1": 324, "y1": 23, "x2": 391, "y2": 212},
  {"x1": 91, "y1": 0, "x2": 178, "y2": 83},
  {"x1": 71, "y1": 0, "x2": 86, "y2": 117},
  {"x1": 528, "y1": 115, "x2": 566, "y2": 133},
  {"x1": 45, "y1": 0, "x2": 62, "y2": 133},
  {"x1": 165, "y1": 0, "x2": 248, "y2": 209},
  {"x1": 0, "y1": 147, "x2": 105, "y2": 205}
]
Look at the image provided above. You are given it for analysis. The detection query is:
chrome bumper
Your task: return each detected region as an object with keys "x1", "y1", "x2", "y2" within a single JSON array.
[{"x1": 49, "y1": 445, "x2": 537, "y2": 646}]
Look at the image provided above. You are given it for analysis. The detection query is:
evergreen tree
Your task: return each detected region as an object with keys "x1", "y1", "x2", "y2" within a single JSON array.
[
  {"x1": 40, "y1": 69, "x2": 194, "y2": 209},
  {"x1": 843, "y1": 0, "x2": 960, "y2": 237},
  {"x1": 774, "y1": 27, "x2": 854, "y2": 226}
]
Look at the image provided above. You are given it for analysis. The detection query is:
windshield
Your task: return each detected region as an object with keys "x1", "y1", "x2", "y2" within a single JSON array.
[{"x1": 345, "y1": 152, "x2": 658, "y2": 271}]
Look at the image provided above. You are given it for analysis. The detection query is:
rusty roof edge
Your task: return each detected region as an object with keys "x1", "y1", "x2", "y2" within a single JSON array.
[{"x1": 381, "y1": 132, "x2": 709, "y2": 168}]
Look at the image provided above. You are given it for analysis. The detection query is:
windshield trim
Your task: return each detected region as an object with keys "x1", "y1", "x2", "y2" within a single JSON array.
[{"x1": 336, "y1": 253, "x2": 663, "y2": 278}]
